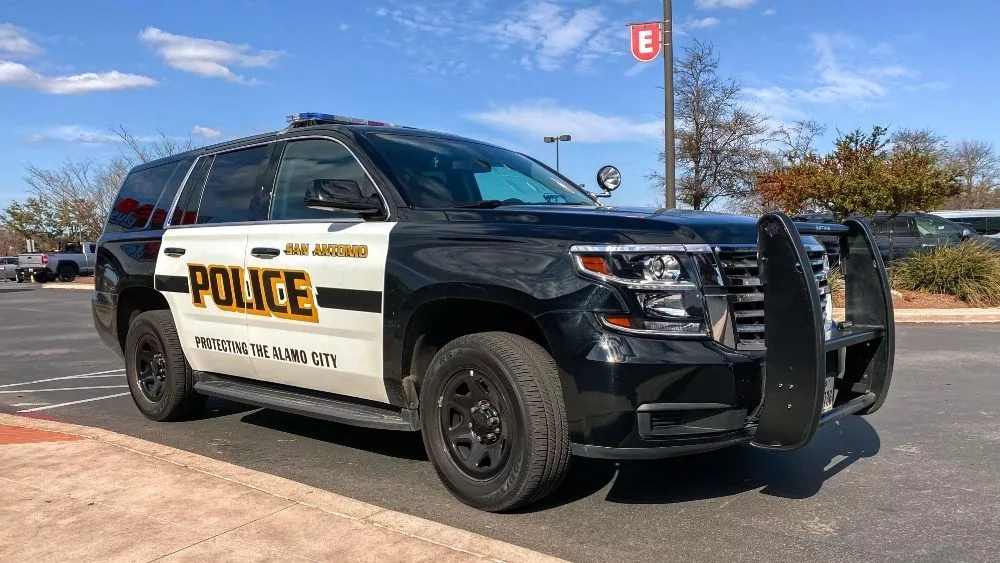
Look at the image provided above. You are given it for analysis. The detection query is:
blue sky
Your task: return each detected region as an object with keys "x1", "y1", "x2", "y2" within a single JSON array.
[{"x1": 1, "y1": 0, "x2": 997, "y2": 210}]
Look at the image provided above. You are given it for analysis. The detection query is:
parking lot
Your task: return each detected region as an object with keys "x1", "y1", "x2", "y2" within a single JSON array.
[{"x1": 1, "y1": 288, "x2": 998, "y2": 562}]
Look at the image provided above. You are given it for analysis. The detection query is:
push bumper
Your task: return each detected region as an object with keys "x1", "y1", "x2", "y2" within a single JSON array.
[{"x1": 547, "y1": 212, "x2": 895, "y2": 460}]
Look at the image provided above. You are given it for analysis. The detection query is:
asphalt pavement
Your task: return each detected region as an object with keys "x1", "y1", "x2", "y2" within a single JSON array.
[{"x1": 1, "y1": 288, "x2": 998, "y2": 562}]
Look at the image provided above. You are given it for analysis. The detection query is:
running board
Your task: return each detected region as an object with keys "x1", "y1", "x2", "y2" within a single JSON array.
[{"x1": 193, "y1": 372, "x2": 420, "y2": 432}]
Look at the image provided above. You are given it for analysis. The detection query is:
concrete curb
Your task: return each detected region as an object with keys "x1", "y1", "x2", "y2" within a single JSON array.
[
  {"x1": 40, "y1": 283, "x2": 91, "y2": 290},
  {"x1": 0, "y1": 413, "x2": 563, "y2": 563},
  {"x1": 833, "y1": 307, "x2": 1000, "y2": 323}
]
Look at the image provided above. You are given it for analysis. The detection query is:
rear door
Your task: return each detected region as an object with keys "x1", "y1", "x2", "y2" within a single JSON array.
[
  {"x1": 875, "y1": 215, "x2": 918, "y2": 260},
  {"x1": 155, "y1": 144, "x2": 271, "y2": 378},
  {"x1": 243, "y1": 136, "x2": 394, "y2": 404}
]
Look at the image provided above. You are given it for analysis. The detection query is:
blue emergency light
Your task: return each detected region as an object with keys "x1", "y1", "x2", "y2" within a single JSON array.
[{"x1": 286, "y1": 112, "x2": 402, "y2": 128}]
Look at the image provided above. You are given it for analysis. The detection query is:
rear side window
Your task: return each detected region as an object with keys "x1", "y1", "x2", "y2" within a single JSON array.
[
  {"x1": 148, "y1": 158, "x2": 194, "y2": 230},
  {"x1": 195, "y1": 145, "x2": 268, "y2": 224},
  {"x1": 106, "y1": 161, "x2": 183, "y2": 233}
]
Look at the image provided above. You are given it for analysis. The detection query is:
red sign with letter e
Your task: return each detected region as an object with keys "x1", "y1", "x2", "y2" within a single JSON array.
[{"x1": 630, "y1": 22, "x2": 662, "y2": 62}]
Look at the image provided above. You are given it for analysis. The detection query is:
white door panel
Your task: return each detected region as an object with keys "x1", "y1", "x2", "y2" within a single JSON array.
[
  {"x1": 155, "y1": 226, "x2": 253, "y2": 376},
  {"x1": 244, "y1": 221, "x2": 393, "y2": 404}
]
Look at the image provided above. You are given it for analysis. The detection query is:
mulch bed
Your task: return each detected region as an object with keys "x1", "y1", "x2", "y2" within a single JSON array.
[{"x1": 833, "y1": 289, "x2": 970, "y2": 309}]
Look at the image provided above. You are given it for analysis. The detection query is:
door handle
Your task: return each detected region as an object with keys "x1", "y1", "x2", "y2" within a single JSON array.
[
  {"x1": 251, "y1": 247, "x2": 281, "y2": 259},
  {"x1": 163, "y1": 247, "x2": 186, "y2": 257}
]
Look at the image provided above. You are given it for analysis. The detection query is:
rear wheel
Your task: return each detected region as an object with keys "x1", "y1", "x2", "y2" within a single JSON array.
[
  {"x1": 124, "y1": 310, "x2": 205, "y2": 421},
  {"x1": 57, "y1": 264, "x2": 76, "y2": 282},
  {"x1": 420, "y1": 332, "x2": 570, "y2": 512},
  {"x1": 32, "y1": 271, "x2": 49, "y2": 283}
]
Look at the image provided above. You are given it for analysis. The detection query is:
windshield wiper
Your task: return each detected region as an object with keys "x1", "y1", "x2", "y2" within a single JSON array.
[{"x1": 448, "y1": 200, "x2": 519, "y2": 209}]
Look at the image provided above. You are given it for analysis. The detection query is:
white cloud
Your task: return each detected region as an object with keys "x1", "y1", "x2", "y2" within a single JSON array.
[
  {"x1": 744, "y1": 33, "x2": 935, "y2": 124},
  {"x1": 762, "y1": 8, "x2": 777, "y2": 16},
  {"x1": 0, "y1": 23, "x2": 42, "y2": 59},
  {"x1": 192, "y1": 125, "x2": 221, "y2": 139},
  {"x1": 468, "y1": 101, "x2": 661, "y2": 143},
  {"x1": 26, "y1": 125, "x2": 120, "y2": 144},
  {"x1": 138, "y1": 27, "x2": 281, "y2": 84},
  {"x1": 0, "y1": 61, "x2": 156, "y2": 94},
  {"x1": 339, "y1": 23, "x2": 350, "y2": 32},
  {"x1": 695, "y1": 0, "x2": 757, "y2": 8},
  {"x1": 487, "y1": 2, "x2": 609, "y2": 71},
  {"x1": 683, "y1": 17, "x2": 721, "y2": 30},
  {"x1": 375, "y1": 7, "x2": 389, "y2": 17}
]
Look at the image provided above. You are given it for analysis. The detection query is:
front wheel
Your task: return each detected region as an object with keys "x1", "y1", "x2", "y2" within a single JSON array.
[
  {"x1": 420, "y1": 332, "x2": 570, "y2": 512},
  {"x1": 124, "y1": 310, "x2": 205, "y2": 421}
]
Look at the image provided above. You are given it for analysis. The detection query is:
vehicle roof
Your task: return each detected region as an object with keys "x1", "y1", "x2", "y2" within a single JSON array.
[
  {"x1": 932, "y1": 209, "x2": 1000, "y2": 217},
  {"x1": 129, "y1": 124, "x2": 505, "y2": 175}
]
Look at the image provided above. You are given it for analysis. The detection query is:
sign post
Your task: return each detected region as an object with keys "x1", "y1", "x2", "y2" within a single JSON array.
[{"x1": 627, "y1": 0, "x2": 675, "y2": 209}]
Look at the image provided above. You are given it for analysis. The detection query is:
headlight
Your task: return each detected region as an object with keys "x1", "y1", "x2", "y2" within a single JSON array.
[{"x1": 570, "y1": 244, "x2": 713, "y2": 337}]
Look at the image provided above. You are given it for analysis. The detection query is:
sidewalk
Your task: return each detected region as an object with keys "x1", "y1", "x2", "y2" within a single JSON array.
[{"x1": 0, "y1": 414, "x2": 562, "y2": 563}]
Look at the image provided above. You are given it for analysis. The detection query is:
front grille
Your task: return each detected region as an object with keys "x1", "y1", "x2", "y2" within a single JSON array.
[{"x1": 716, "y1": 246, "x2": 829, "y2": 349}]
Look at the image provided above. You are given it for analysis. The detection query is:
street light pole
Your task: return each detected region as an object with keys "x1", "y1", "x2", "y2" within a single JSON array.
[
  {"x1": 543, "y1": 134, "x2": 572, "y2": 172},
  {"x1": 663, "y1": 0, "x2": 675, "y2": 209}
]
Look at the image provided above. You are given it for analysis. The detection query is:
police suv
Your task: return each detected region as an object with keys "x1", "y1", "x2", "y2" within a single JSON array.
[{"x1": 93, "y1": 112, "x2": 896, "y2": 511}]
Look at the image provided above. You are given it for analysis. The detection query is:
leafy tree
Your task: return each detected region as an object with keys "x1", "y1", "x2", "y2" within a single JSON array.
[{"x1": 757, "y1": 126, "x2": 959, "y2": 257}]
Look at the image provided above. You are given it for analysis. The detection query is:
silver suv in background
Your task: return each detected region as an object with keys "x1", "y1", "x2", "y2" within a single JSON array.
[{"x1": 933, "y1": 209, "x2": 1000, "y2": 239}]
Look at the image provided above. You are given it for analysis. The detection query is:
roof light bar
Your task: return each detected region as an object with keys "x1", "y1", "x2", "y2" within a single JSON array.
[{"x1": 286, "y1": 112, "x2": 402, "y2": 128}]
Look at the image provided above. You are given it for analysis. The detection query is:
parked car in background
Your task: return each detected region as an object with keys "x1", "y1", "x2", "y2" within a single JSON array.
[
  {"x1": 1, "y1": 257, "x2": 17, "y2": 281},
  {"x1": 932, "y1": 209, "x2": 1000, "y2": 239},
  {"x1": 792, "y1": 212, "x2": 997, "y2": 263},
  {"x1": 16, "y1": 242, "x2": 96, "y2": 283}
]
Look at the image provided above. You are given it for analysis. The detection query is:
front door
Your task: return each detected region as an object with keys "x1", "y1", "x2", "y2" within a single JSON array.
[
  {"x1": 155, "y1": 144, "x2": 271, "y2": 377},
  {"x1": 244, "y1": 137, "x2": 394, "y2": 404}
]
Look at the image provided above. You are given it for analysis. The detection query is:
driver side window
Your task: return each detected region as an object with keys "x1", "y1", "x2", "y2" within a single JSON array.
[{"x1": 270, "y1": 139, "x2": 375, "y2": 221}]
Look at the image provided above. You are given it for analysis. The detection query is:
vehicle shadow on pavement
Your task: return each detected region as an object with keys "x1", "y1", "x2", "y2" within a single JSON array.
[
  {"x1": 603, "y1": 416, "x2": 881, "y2": 505},
  {"x1": 239, "y1": 409, "x2": 429, "y2": 461}
]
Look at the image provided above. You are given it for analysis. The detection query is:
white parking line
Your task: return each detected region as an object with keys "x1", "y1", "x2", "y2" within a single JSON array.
[
  {"x1": 0, "y1": 385, "x2": 128, "y2": 394},
  {"x1": 17, "y1": 392, "x2": 131, "y2": 413},
  {"x1": 0, "y1": 370, "x2": 125, "y2": 389},
  {"x1": 11, "y1": 402, "x2": 49, "y2": 407}
]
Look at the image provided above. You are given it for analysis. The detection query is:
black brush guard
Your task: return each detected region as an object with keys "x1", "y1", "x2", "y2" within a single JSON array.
[{"x1": 752, "y1": 212, "x2": 895, "y2": 450}]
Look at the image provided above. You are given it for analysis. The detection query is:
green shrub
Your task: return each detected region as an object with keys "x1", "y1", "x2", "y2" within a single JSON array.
[{"x1": 892, "y1": 242, "x2": 1000, "y2": 306}]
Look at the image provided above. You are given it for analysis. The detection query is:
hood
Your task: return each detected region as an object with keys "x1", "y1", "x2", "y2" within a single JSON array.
[{"x1": 448, "y1": 205, "x2": 766, "y2": 246}]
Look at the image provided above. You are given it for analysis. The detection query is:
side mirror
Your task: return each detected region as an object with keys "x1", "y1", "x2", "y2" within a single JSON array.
[
  {"x1": 595, "y1": 165, "x2": 621, "y2": 198},
  {"x1": 305, "y1": 179, "x2": 382, "y2": 217},
  {"x1": 962, "y1": 228, "x2": 973, "y2": 240}
]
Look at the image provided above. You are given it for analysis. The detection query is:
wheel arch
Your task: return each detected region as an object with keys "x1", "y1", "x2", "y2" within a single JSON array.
[
  {"x1": 116, "y1": 285, "x2": 171, "y2": 352},
  {"x1": 389, "y1": 284, "x2": 554, "y2": 408}
]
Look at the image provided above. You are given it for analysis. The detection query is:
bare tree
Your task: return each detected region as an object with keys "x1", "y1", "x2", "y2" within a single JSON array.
[
  {"x1": 891, "y1": 127, "x2": 947, "y2": 157},
  {"x1": 648, "y1": 40, "x2": 770, "y2": 210},
  {"x1": 948, "y1": 140, "x2": 999, "y2": 193},
  {"x1": 1, "y1": 127, "x2": 198, "y2": 244},
  {"x1": 773, "y1": 120, "x2": 826, "y2": 164}
]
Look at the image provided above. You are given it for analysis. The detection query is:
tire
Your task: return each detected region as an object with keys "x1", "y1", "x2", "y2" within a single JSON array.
[
  {"x1": 419, "y1": 332, "x2": 570, "y2": 512},
  {"x1": 57, "y1": 264, "x2": 76, "y2": 282},
  {"x1": 124, "y1": 310, "x2": 205, "y2": 421},
  {"x1": 32, "y1": 272, "x2": 49, "y2": 283}
]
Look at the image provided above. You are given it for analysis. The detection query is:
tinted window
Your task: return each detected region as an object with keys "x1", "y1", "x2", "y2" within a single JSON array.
[
  {"x1": 875, "y1": 216, "x2": 915, "y2": 236},
  {"x1": 270, "y1": 139, "x2": 375, "y2": 220},
  {"x1": 171, "y1": 157, "x2": 212, "y2": 226},
  {"x1": 106, "y1": 161, "x2": 182, "y2": 233},
  {"x1": 196, "y1": 146, "x2": 268, "y2": 224},
  {"x1": 147, "y1": 157, "x2": 194, "y2": 230},
  {"x1": 364, "y1": 133, "x2": 595, "y2": 208}
]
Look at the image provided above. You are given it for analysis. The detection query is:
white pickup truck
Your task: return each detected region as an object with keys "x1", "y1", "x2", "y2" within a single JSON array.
[{"x1": 16, "y1": 242, "x2": 96, "y2": 283}]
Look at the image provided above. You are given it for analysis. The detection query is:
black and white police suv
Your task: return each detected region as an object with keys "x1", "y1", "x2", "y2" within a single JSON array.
[{"x1": 93, "y1": 112, "x2": 896, "y2": 511}]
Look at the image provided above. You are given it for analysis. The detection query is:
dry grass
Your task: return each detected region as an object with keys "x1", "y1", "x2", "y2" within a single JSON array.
[{"x1": 891, "y1": 242, "x2": 1000, "y2": 307}]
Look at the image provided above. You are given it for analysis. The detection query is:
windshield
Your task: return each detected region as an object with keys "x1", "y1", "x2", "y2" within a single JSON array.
[{"x1": 363, "y1": 133, "x2": 596, "y2": 208}]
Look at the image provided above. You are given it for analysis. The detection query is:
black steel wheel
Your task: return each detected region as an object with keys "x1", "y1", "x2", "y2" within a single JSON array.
[
  {"x1": 134, "y1": 334, "x2": 167, "y2": 402},
  {"x1": 125, "y1": 310, "x2": 205, "y2": 421},
  {"x1": 420, "y1": 332, "x2": 570, "y2": 512},
  {"x1": 57, "y1": 264, "x2": 76, "y2": 282},
  {"x1": 439, "y1": 368, "x2": 514, "y2": 480}
]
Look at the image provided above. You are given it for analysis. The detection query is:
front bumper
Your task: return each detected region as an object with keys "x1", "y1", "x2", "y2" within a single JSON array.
[{"x1": 539, "y1": 212, "x2": 895, "y2": 460}]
